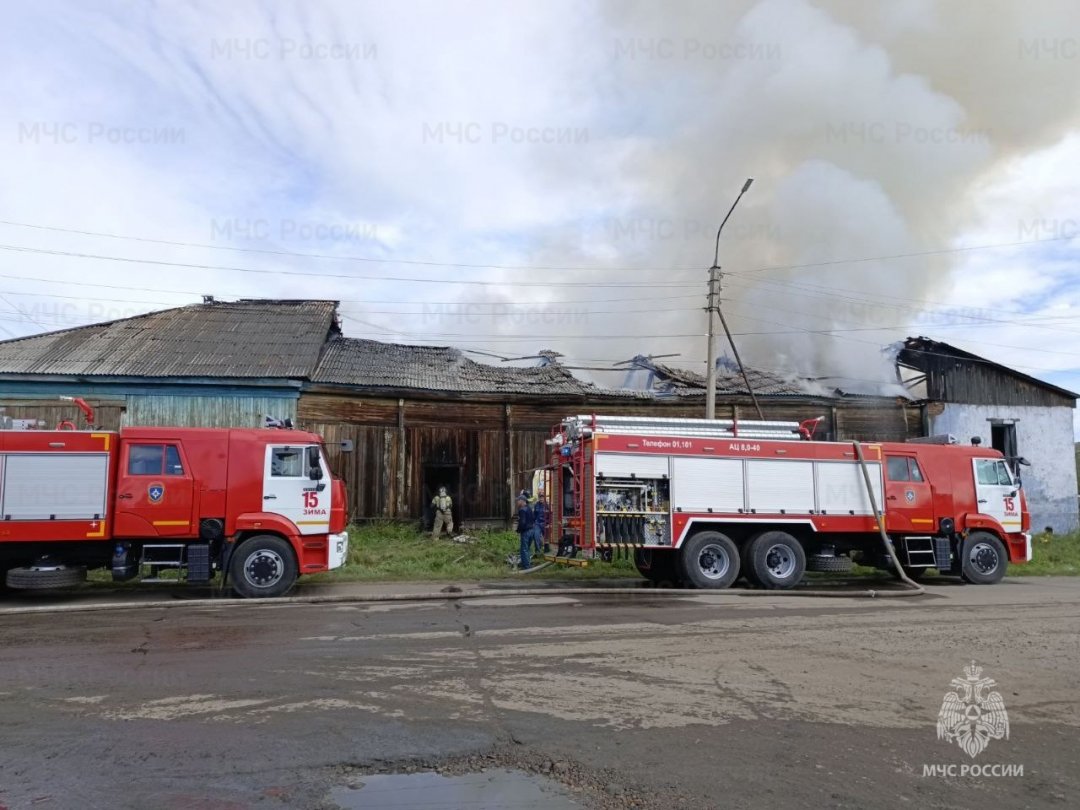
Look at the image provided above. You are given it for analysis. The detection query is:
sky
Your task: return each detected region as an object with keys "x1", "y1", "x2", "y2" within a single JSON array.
[{"x1": 1, "y1": 0, "x2": 1079, "y2": 417}]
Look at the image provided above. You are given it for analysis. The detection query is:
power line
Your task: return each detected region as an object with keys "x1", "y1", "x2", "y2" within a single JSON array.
[
  {"x1": 721, "y1": 309, "x2": 1076, "y2": 374},
  {"x1": 718, "y1": 294, "x2": 1080, "y2": 359},
  {"x1": 0, "y1": 219, "x2": 699, "y2": 274},
  {"x1": 2, "y1": 305, "x2": 1072, "y2": 383},
  {"x1": 727, "y1": 232, "x2": 1080, "y2": 277},
  {"x1": 4, "y1": 272, "x2": 1078, "y2": 364},
  {"x1": 0, "y1": 243, "x2": 700, "y2": 288},
  {"x1": 3, "y1": 216, "x2": 1077, "y2": 281},
  {"x1": 724, "y1": 274, "x2": 1080, "y2": 336},
  {"x1": 7, "y1": 269, "x2": 1080, "y2": 337},
  {"x1": 0, "y1": 273, "x2": 703, "y2": 306}
]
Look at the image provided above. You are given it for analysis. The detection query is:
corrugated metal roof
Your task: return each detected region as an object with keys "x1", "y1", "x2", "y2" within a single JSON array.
[
  {"x1": 899, "y1": 336, "x2": 1080, "y2": 400},
  {"x1": 313, "y1": 337, "x2": 638, "y2": 396},
  {"x1": 646, "y1": 359, "x2": 808, "y2": 396},
  {"x1": 0, "y1": 299, "x2": 338, "y2": 378}
]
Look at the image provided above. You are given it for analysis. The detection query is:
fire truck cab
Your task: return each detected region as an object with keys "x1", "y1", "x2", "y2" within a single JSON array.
[
  {"x1": 547, "y1": 415, "x2": 1031, "y2": 589},
  {"x1": 0, "y1": 425, "x2": 349, "y2": 597}
]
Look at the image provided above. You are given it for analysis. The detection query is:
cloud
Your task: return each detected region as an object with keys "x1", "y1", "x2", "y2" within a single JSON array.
[{"x1": 0, "y1": 0, "x2": 1077, "y2": 407}]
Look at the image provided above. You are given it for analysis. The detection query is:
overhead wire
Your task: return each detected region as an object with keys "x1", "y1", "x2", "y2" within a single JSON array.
[
  {"x1": 723, "y1": 273, "x2": 1080, "y2": 336},
  {"x1": 2, "y1": 216, "x2": 1076, "y2": 275},
  {"x1": 0, "y1": 218, "x2": 703, "y2": 274},
  {"x1": 725, "y1": 232, "x2": 1080, "y2": 277},
  {"x1": 2, "y1": 217, "x2": 1078, "y2": 379},
  {"x1": 0, "y1": 244, "x2": 700, "y2": 288}
]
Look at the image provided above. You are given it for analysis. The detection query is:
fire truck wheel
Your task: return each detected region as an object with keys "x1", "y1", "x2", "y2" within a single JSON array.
[
  {"x1": 746, "y1": 531, "x2": 806, "y2": 590},
  {"x1": 230, "y1": 535, "x2": 298, "y2": 598},
  {"x1": 960, "y1": 532, "x2": 1007, "y2": 585},
  {"x1": 808, "y1": 553, "x2": 855, "y2": 574},
  {"x1": 5, "y1": 565, "x2": 87, "y2": 590},
  {"x1": 678, "y1": 532, "x2": 739, "y2": 589}
]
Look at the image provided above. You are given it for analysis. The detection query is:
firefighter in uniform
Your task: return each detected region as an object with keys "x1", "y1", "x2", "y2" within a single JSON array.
[
  {"x1": 532, "y1": 492, "x2": 549, "y2": 555},
  {"x1": 431, "y1": 486, "x2": 454, "y2": 538},
  {"x1": 515, "y1": 495, "x2": 535, "y2": 569}
]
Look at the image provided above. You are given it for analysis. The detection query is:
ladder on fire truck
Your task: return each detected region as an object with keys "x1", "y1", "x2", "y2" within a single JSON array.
[{"x1": 560, "y1": 414, "x2": 822, "y2": 442}]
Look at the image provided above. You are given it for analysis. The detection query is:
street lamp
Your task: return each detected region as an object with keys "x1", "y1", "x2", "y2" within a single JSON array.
[{"x1": 705, "y1": 178, "x2": 763, "y2": 420}]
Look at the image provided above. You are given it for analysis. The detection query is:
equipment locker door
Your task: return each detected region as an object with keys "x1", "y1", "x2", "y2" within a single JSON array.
[
  {"x1": 883, "y1": 454, "x2": 935, "y2": 533},
  {"x1": 972, "y1": 458, "x2": 1022, "y2": 533},
  {"x1": 263, "y1": 444, "x2": 331, "y2": 536},
  {"x1": 114, "y1": 442, "x2": 195, "y2": 537}
]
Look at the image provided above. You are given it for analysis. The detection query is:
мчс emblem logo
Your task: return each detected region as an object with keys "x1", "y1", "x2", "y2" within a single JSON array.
[
  {"x1": 148, "y1": 483, "x2": 165, "y2": 504},
  {"x1": 937, "y1": 661, "x2": 1010, "y2": 758}
]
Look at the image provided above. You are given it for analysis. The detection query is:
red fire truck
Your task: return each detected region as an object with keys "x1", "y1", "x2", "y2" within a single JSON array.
[
  {"x1": 546, "y1": 415, "x2": 1030, "y2": 589},
  {"x1": 0, "y1": 417, "x2": 349, "y2": 597}
]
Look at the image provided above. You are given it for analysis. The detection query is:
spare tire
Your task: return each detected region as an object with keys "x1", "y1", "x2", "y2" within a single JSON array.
[
  {"x1": 6, "y1": 565, "x2": 87, "y2": 590},
  {"x1": 807, "y1": 553, "x2": 854, "y2": 573}
]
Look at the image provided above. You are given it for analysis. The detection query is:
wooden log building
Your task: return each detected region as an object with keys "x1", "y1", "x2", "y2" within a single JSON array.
[{"x1": 0, "y1": 298, "x2": 931, "y2": 527}]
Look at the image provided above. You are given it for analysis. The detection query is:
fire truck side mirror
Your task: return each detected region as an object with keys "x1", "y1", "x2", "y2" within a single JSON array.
[{"x1": 339, "y1": 440, "x2": 355, "y2": 453}]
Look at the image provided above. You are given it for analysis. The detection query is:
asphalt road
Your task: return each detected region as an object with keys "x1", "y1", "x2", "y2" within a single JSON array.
[{"x1": 0, "y1": 577, "x2": 1078, "y2": 809}]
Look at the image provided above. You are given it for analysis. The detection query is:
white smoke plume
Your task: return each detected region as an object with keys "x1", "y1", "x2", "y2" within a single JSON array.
[
  {"x1": 515, "y1": 0, "x2": 1080, "y2": 386},
  {"x1": 4, "y1": 0, "x2": 1079, "y2": 394}
]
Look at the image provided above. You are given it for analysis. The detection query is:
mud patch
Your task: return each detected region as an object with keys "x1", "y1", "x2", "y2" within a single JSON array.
[
  {"x1": 331, "y1": 769, "x2": 582, "y2": 809},
  {"x1": 334, "y1": 748, "x2": 695, "y2": 810}
]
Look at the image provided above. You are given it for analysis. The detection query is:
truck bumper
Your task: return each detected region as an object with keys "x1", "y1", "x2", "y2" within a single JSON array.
[{"x1": 328, "y1": 531, "x2": 349, "y2": 570}]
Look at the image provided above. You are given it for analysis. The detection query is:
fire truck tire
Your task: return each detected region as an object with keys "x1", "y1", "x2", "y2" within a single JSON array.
[
  {"x1": 807, "y1": 553, "x2": 854, "y2": 574},
  {"x1": 746, "y1": 531, "x2": 806, "y2": 590},
  {"x1": 5, "y1": 565, "x2": 86, "y2": 590},
  {"x1": 677, "y1": 532, "x2": 739, "y2": 590},
  {"x1": 960, "y1": 532, "x2": 1007, "y2": 585},
  {"x1": 229, "y1": 535, "x2": 298, "y2": 598}
]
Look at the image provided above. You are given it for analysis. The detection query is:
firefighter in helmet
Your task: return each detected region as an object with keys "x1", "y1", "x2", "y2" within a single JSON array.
[{"x1": 431, "y1": 486, "x2": 454, "y2": 538}]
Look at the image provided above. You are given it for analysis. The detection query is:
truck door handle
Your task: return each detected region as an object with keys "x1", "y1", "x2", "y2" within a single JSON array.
[
  {"x1": 117, "y1": 493, "x2": 132, "y2": 500},
  {"x1": 978, "y1": 499, "x2": 987, "y2": 504},
  {"x1": 263, "y1": 495, "x2": 277, "y2": 500},
  {"x1": 887, "y1": 495, "x2": 897, "y2": 501}
]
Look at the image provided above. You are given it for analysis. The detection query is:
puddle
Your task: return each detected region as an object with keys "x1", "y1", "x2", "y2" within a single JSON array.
[{"x1": 331, "y1": 769, "x2": 583, "y2": 809}]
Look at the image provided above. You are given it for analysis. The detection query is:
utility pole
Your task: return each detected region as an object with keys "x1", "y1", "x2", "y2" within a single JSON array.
[
  {"x1": 705, "y1": 178, "x2": 764, "y2": 420},
  {"x1": 705, "y1": 264, "x2": 720, "y2": 420}
]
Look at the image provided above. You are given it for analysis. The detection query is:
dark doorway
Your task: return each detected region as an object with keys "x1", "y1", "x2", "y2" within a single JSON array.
[
  {"x1": 423, "y1": 463, "x2": 463, "y2": 532},
  {"x1": 990, "y1": 422, "x2": 1018, "y2": 468}
]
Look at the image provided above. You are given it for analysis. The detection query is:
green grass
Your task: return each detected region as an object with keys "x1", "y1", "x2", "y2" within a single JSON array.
[
  {"x1": 293, "y1": 524, "x2": 1080, "y2": 583},
  {"x1": 840, "y1": 532, "x2": 1080, "y2": 579},
  {"x1": 86, "y1": 525, "x2": 1080, "y2": 589},
  {"x1": 304, "y1": 522, "x2": 639, "y2": 584},
  {"x1": 1010, "y1": 531, "x2": 1080, "y2": 576}
]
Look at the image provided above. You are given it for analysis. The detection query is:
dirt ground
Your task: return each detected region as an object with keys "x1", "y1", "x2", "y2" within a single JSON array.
[{"x1": 0, "y1": 577, "x2": 1077, "y2": 809}]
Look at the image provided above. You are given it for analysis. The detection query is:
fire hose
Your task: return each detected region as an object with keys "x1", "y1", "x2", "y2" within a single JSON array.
[{"x1": 853, "y1": 440, "x2": 926, "y2": 594}]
